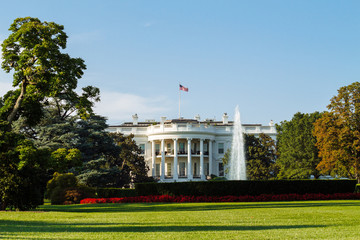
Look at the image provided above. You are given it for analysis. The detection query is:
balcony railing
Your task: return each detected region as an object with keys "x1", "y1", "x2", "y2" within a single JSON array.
[{"x1": 155, "y1": 151, "x2": 209, "y2": 156}]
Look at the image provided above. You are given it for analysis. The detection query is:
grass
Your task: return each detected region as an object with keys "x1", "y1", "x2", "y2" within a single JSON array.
[{"x1": 1, "y1": 200, "x2": 360, "y2": 239}]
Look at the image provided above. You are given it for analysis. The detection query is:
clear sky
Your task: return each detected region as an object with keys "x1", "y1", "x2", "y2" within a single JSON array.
[{"x1": 0, "y1": 0, "x2": 359, "y2": 125}]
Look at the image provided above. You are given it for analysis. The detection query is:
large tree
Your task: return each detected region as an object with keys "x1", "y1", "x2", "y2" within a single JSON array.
[
  {"x1": 276, "y1": 112, "x2": 323, "y2": 179},
  {"x1": 222, "y1": 134, "x2": 277, "y2": 180},
  {"x1": 15, "y1": 103, "x2": 152, "y2": 187},
  {"x1": 108, "y1": 132, "x2": 153, "y2": 185},
  {"x1": 15, "y1": 114, "x2": 117, "y2": 161},
  {"x1": 245, "y1": 133, "x2": 278, "y2": 180},
  {"x1": 16, "y1": 111, "x2": 152, "y2": 187},
  {"x1": 313, "y1": 82, "x2": 360, "y2": 182},
  {"x1": 76, "y1": 132, "x2": 154, "y2": 188},
  {"x1": 0, "y1": 17, "x2": 92, "y2": 127},
  {"x1": 0, "y1": 17, "x2": 89, "y2": 210}
]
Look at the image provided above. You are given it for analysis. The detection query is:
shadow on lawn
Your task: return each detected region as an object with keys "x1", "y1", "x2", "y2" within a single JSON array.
[
  {"x1": 37, "y1": 200, "x2": 360, "y2": 213},
  {"x1": 0, "y1": 219, "x2": 327, "y2": 234},
  {"x1": 0, "y1": 233, "x2": 73, "y2": 240}
]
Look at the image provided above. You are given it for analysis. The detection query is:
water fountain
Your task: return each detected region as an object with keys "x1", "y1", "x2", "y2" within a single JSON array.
[{"x1": 227, "y1": 105, "x2": 247, "y2": 180}]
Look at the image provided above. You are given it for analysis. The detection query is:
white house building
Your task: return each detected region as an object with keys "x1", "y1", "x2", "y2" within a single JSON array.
[{"x1": 107, "y1": 113, "x2": 276, "y2": 182}]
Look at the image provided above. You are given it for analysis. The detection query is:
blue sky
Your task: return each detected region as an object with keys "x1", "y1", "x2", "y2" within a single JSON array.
[{"x1": 0, "y1": 0, "x2": 359, "y2": 125}]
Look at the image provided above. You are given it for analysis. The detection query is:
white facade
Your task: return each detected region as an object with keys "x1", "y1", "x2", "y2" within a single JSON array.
[{"x1": 107, "y1": 114, "x2": 276, "y2": 182}]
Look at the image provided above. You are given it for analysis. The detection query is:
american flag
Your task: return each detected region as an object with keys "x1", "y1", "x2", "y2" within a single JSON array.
[{"x1": 179, "y1": 84, "x2": 188, "y2": 92}]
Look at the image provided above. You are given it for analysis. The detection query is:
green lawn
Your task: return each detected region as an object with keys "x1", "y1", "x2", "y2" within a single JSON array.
[{"x1": 1, "y1": 200, "x2": 360, "y2": 239}]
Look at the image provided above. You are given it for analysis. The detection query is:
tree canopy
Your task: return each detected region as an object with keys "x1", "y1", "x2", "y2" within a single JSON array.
[
  {"x1": 0, "y1": 17, "x2": 94, "y2": 126},
  {"x1": 276, "y1": 112, "x2": 323, "y2": 179},
  {"x1": 222, "y1": 134, "x2": 277, "y2": 180},
  {"x1": 0, "y1": 17, "x2": 90, "y2": 210},
  {"x1": 0, "y1": 17, "x2": 152, "y2": 209},
  {"x1": 245, "y1": 133, "x2": 278, "y2": 180},
  {"x1": 0, "y1": 121, "x2": 48, "y2": 210},
  {"x1": 15, "y1": 110, "x2": 151, "y2": 188},
  {"x1": 313, "y1": 82, "x2": 360, "y2": 182}
]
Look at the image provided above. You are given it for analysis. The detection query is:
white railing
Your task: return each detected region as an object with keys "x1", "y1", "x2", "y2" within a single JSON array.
[
  {"x1": 109, "y1": 123, "x2": 276, "y2": 137},
  {"x1": 148, "y1": 123, "x2": 218, "y2": 134}
]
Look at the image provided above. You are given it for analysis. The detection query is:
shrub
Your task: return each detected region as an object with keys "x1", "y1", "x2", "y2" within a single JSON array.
[
  {"x1": 46, "y1": 172, "x2": 95, "y2": 205},
  {"x1": 355, "y1": 184, "x2": 360, "y2": 193},
  {"x1": 46, "y1": 172, "x2": 78, "y2": 198},
  {"x1": 63, "y1": 189, "x2": 82, "y2": 205}
]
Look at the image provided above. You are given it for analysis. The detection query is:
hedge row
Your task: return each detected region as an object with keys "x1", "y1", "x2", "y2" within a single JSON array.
[
  {"x1": 80, "y1": 192, "x2": 360, "y2": 204},
  {"x1": 135, "y1": 180, "x2": 357, "y2": 197}
]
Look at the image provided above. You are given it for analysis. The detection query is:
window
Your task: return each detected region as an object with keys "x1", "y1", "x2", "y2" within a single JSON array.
[
  {"x1": 204, "y1": 143, "x2": 209, "y2": 155},
  {"x1": 179, "y1": 142, "x2": 185, "y2": 154},
  {"x1": 155, "y1": 144, "x2": 160, "y2": 155},
  {"x1": 219, "y1": 163, "x2": 224, "y2": 176},
  {"x1": 193, "y1": 143, "x2": 197, "y2": 154},
  {"x1": 179, "y1": 162, "x2": 186, "y2": 176},
  {"x1": 139, "y1": 144, "x2": 145, "y2": 154},
  {"x1": 167, "y1": 143, "x2": 171, "y2": 154},
  {"x1": 156, "y1": 163, "x2": 160, "y2": 177},
  {"x1": 218, "y1": 143, "x2": 224, "y2": 154},
  {"x1": 193, "y1": 162, "x2": 197, "y2": 176},
  {"x1": 167, "y1": 163, "x2": 172, "y2": 176},
  {"x1": 206, "y1": 163, "x2": 209, "y2": 176}
]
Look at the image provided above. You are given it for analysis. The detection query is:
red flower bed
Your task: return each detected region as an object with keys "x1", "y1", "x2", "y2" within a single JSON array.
[{"x1": 80, "y1": 192, "x2": 360, "y2": 204}]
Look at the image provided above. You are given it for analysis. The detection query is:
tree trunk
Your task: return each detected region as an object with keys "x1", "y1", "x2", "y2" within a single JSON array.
[{"x1": 7, "y1": 80, "x2": 28, "y2": 125}]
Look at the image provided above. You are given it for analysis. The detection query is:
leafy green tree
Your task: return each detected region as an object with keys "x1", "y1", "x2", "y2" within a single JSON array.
[
  {"x1": 1, "y1": 17, "x2": 88, "y2": 126},
  {"x1": 16, "y1": 111, "x2": 152, "y2": 187},
  {"x1": 50, "y1": 148, "x2": 82, "y2": 173},
  {"x1": 14, "y1": 114, "x2": 116, "y2": 162},
  {"x1": 109, "y1": 133, "x2": 154, "y2": 185},
  {"x1": 276, "y1": 112, "x2": 323, "y2": 179},
  {"x1": 77, "y1": 158, "x2": 126, "y2": 188},
  {"x1": 0, "y1": 121, "x2": 48, "y2": 210},
  {"x1": 245, "y1": 133, "x2": 278, "y2": 180},
  {"x1": 1, "y1": 17, "x2": 151, "y2": 203},
  {"x1": 313, "y1": 82, "x2": 360, "y2": 182},
  {"x1": 221, "y1": 134, "x2": 277, "y2": 180},
  {"x1": 0, "y1": 17, "x2": 90, "y2": 210},
  {"x1": 75, "y1": 116, "x2": 121, "y2": 162}
]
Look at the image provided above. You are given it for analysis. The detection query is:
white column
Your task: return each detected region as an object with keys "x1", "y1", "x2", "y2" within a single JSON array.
[
  {"x1": 209, "y1": 140, "x2": 213, "y2": 176},
  {"x1": 200, "y1": 138, "x2": 205, "y2": 180},
  {"x1": 187, "y1": 138, "x2": 192, "y2": 179},
  {"x1": 161, "y1": 139, "x2": 165, "y2": 181},
  {"x1": 173, "y1": 139, "x2": 178, "y2": 180},
  {"x1": 151, "y1": 140, "x2": 156, "y2": 177}
]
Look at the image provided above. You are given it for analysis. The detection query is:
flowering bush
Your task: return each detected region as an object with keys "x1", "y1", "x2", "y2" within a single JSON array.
[{"x1": 80, "y1": 192, "x2": 360, "y2": 204}]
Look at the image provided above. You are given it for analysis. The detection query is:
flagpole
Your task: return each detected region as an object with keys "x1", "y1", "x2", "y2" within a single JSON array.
[{"x1": 179, "y1": 84, "x2": 181, "y2": 119}]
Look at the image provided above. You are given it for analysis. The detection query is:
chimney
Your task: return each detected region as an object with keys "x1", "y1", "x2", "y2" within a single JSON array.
[
  {"x1": 222, "y1": 113, "x2": 229, "y2": 124},
  {"x1": 132, "y1": 114, "x2": 138, "y2": 125},
  {"x1": 160, "y1": 116, "x2": 166, "y2": 124},
  {"x1": 269, "y1": 120, "x2": 274, "y2": 126}
]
